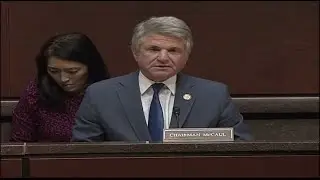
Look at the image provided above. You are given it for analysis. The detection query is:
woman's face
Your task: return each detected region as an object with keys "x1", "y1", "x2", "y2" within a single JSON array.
[{"x1": 47, "y1": 57, "x2": 88, "y2": 93}]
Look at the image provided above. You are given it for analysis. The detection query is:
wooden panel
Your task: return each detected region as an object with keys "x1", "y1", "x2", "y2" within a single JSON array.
[
  {"x1": 179, "y1": 155, "x2": 319, "y2": 177},
  {"x1": 3, "y1": 1, "x2": 146, "y2": 97},
  {"x1": 30, "y1": 156, "x2": 183, "y2": 177},
  {"x1": 0, "y1": 159, "x2": 22, "y2": 178},
  {"x1": 29, "y1": 155, "x2": 319, "y2": 177},
  {"x1": 1, "y1": 2, "x2": 10, "y2": 97},
  {"x1": 1, "y1": 1, "x2": 319, "y2": 97}
]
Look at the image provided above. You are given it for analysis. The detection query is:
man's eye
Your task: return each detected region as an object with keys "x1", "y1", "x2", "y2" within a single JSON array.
[
  {"x1": 168, "y1": 48, "x2": 177, "y2": 52},
  {"x1": 148, "y1": 47, "x2": 160, "y2": 51}
]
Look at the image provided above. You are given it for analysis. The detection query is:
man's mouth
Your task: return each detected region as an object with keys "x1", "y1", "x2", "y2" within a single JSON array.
[{"x1": 154, "y1": 65, "x2": 170, "y2": 68}]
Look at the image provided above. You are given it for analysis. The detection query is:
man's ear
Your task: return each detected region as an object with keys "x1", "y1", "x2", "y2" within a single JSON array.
[{"x1": 132, "y1": 49, "x2": 139, "y2": 61}]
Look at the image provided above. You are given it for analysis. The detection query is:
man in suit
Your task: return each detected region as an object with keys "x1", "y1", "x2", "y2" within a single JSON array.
[{"x1": 71, "y1": 16, "x2": 253, "y2": 142}]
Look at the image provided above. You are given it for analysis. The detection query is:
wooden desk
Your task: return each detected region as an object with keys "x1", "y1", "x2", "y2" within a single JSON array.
[
  {"x1": 0, "y1": 143, "x2": 24, "y2": 178},
  {"x1": 1, "y1": 141, "x2": 319, "y2": 177}
]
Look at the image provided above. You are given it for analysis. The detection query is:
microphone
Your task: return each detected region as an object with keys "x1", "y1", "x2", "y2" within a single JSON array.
[{"x1": 173, "y1": 107, "x2": 180, "y2": 128}]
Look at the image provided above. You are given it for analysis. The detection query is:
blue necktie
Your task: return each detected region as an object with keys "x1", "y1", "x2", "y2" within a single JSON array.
[{"x1": 148, "y1": 83, "x2": 164, "y2": 142}]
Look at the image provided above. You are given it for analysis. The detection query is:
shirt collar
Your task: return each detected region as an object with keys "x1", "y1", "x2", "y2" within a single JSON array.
[{"x1": 138, "y1": 71, "x2": 176, "y2": 95}]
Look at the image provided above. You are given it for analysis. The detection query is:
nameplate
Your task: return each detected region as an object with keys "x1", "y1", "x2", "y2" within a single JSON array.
[{"x1": 163, "y1": 128, "x2": 234, "y2": 142}]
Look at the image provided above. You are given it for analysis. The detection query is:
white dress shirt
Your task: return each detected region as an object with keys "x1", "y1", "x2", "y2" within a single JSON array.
[{"x1": 138, "y1": 71, "x2": 176, "y2": 129}]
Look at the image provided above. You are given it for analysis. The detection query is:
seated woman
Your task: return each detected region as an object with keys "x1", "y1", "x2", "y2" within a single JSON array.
[{"x1": 10, "y1": 32, "x2": 110, "y2": 142}]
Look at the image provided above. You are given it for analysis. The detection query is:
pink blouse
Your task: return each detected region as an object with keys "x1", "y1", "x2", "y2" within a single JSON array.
[{"x1": 10, "y1": 80, "x2": 84, "y2": 142}]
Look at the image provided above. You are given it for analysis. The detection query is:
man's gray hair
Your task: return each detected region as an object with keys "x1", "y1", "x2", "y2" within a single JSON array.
[{"x1": 131, "y1": 16, "x2": 193, "y2": 55}]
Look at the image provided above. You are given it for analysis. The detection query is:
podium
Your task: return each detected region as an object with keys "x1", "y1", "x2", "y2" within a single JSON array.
[{"x1": 1, "y1": 141, "x2": 319, "y2": 177}]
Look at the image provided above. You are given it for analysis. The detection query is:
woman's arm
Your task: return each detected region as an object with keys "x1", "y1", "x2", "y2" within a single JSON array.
[{"x1": 10, "y1": 80, "x2": 39, "y2": 142}]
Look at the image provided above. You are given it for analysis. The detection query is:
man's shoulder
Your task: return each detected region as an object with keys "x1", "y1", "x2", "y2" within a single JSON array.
[
  {"x1": 183, "y1": 74, "x2": 230, "y2": 101},
  {"x1": 184, "y1": 74, "x2": 228, "y2": 90},
  {"x1": 87, "y1": 72, "x2": 135, "y2": 92}
]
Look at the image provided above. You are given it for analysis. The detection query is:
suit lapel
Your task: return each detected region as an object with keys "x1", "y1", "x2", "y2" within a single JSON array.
[
  {"x1": 170, "y1": 73, "x2": 195, "y2": 128},
  {"x1": 117, "y1": 72, "x2": 151, "y2": 141}
]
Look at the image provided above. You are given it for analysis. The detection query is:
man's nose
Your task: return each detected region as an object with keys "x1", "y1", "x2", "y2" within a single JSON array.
[{"x1": 158, "y1": 49, "x2": 169, "y2": 61}]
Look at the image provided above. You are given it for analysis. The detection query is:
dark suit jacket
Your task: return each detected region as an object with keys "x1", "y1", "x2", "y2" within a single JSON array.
[{"x1": 71, "y1": 71, "x2": 253, "y2": 142}]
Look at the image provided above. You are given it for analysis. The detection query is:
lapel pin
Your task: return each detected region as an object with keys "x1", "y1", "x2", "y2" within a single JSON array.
[{"x1": 183, "y1": 93, "x2": 192, "y2": 100}]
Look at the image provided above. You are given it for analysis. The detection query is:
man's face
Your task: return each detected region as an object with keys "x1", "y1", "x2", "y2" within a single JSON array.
[{"x1": 133, "y1": 34, "x2": 189, "y2": 82}]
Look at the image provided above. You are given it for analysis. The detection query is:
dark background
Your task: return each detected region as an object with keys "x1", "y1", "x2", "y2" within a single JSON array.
[{"x1": 1, "y1": 1, "x2": 319, "y2": 98}]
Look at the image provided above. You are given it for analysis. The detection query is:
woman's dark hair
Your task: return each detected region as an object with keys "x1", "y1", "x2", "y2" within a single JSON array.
[{"x1": 36, "y1": 32, "x2": 110, "y2": 107}]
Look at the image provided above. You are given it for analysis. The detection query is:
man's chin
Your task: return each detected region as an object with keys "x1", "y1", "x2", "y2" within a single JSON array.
[{"x1": 150, "y1": 72, "x2": 175, "y2": 82}]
